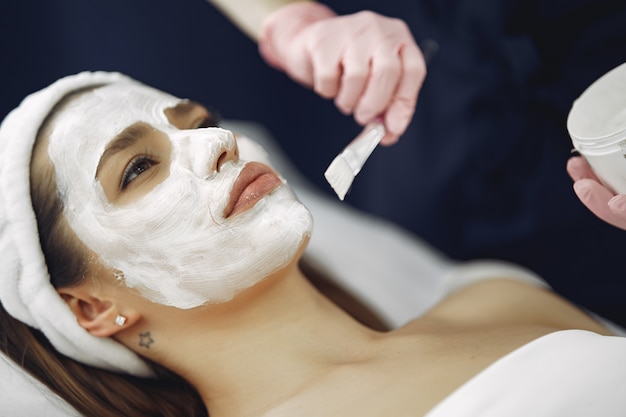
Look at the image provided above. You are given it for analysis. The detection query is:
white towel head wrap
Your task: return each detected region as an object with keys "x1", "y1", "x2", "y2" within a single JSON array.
[{"x1": 0, "y1": 71, "x2": 154, "y2": 377}]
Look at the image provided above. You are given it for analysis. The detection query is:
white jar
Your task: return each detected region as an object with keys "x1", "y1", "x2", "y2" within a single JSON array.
[{"x1": 568, "y1": 62, "x2": 626, "y2": 194}]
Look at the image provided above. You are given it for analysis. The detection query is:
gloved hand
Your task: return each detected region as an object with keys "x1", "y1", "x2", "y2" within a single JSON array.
[
  {"x1": 567, "y1": 156, "x2": 626, "y2": 230},
  {"x1": 259, "y1": 2, "x2": 426, "y2": 145}
]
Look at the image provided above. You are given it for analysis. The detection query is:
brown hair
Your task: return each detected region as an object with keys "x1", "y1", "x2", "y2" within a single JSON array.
[{"x1": 0, "y1": 91, "x2": 208, "y2": 417}]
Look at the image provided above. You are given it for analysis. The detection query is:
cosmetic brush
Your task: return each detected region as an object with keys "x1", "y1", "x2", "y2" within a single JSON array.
[{"x1": 324, "y1": 121, "x2": 386, "y2": 200}]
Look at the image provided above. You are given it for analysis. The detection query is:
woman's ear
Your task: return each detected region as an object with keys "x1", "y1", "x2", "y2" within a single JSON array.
[{"x1": 58, "y1": 286, "x2": 141, "y2": 337}]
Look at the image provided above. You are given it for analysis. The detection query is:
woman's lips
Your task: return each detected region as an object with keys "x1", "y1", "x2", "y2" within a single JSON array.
[{"x1": 224, "y1": 162, "x2": 282, "y2": 218}]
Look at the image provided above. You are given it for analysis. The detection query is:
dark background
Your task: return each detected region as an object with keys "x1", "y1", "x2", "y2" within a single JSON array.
[{"x1": 2, "y1": 0, "x2": 626, "y2": 324}]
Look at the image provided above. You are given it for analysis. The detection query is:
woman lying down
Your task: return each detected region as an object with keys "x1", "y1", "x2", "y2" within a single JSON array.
[{"x1": 0, "y1": 72, "x2": 625, "y2": 417}]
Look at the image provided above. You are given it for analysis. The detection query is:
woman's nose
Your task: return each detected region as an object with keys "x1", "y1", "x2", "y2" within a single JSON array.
[
  {"x1": 174, "y1": 128, "x2": 239, "y2": 179},
  {"x1": 214, "y1": 138, "x2": 239, "y2": 173}
]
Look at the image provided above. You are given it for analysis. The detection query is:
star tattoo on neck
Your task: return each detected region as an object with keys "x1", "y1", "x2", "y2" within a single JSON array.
[{"x1": 138, "y1": 332, "x2": 154, "y2": 349}]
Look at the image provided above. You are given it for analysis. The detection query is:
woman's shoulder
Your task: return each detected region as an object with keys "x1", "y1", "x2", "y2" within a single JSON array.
[{"x1": 414, "y1": 278, "x2": 612, "y2": 336}]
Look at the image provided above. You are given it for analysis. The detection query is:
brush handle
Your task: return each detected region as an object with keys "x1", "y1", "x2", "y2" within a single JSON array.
[{"x1": 342, "y1": 122, "x2": 386, "y2": 175}]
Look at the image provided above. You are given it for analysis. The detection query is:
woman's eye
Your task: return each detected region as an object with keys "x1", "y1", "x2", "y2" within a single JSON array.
[{"x1": 121, "y1": 156, "x2": 157, "y2": 190}]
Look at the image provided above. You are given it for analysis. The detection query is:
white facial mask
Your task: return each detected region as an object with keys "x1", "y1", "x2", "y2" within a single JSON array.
[{"x1": 46, "y1": 82, "x2": 312, "y2": 308}]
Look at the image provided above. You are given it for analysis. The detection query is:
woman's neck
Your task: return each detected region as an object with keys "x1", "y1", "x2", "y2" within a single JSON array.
[{"x1": 140, "y1": 262, "x2": 384, "y2": 417}]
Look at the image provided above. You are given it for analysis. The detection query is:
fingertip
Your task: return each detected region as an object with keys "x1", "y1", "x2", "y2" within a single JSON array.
[
  {"x1": 354, "y1": 110, "x2": 375, "y2": 126},
  {"x1": 384, "y1": 102, "x2": 413, "y2": 136},
  {"x1": 573, "y1": 178, "x2": 604, "y2": 206},
  {"x1": 566, "y1": 156, "x2": 584, "y2": 181},
  {"x1": 314, "y1": 81, "x2": 339, "y2": 99},
  {"x1": 334, "y1": 95, "x2": 355, "y2": 115},
  {"x1": 573, "y1": 179, "x2": 591, "y2": 200},
  {"x1": 385, "y1": 113, "x2": 410, "y2": 137},
  {"x1": 379, "y1": 132, "x2": 399, "y2": 146},
  {"x1": 312, "y1": 62, "x2": 341, "y2": 98}
]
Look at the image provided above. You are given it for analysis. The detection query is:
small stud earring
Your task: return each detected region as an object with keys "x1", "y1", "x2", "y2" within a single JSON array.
[{"x1": 114, "y1": 314, "x2": 127, "y2": 327}]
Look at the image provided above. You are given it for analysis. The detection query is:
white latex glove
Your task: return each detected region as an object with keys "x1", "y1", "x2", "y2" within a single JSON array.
[
  {"x1": 259, "y1": 2, "x2": 426, "y2": 145},
  {"x1": 567, "y1": 156, "x2": 626, "y2": 230}
]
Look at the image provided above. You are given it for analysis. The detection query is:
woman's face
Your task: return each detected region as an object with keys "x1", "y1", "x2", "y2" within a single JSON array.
[{"x1": 44, "y1": 82, "x2": 312, "y2": 308}]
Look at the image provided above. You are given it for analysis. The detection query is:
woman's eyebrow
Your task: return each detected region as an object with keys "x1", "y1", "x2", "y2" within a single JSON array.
[
  {"x1": 165, "y1": 100, "x2": 220, "y2": 128},
  {"x1": 95, "y1": 122, "x2": 153, "y2": 178}
]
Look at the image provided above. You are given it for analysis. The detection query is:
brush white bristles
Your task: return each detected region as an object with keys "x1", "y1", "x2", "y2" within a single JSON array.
[{"x1": 324, "y1": 122, "x2": 386, "y2": 200}]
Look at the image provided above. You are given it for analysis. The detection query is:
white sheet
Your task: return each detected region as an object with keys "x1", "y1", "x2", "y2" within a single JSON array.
[{"x1": 426, "y1": 330, "x2": 626, "y2": 417}]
